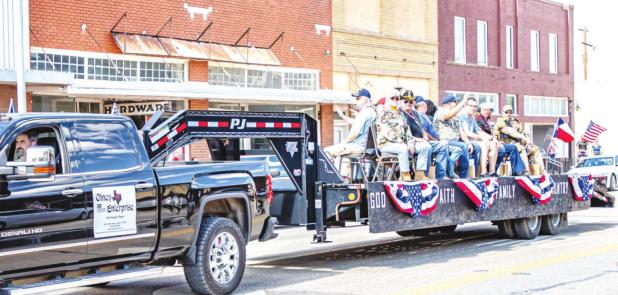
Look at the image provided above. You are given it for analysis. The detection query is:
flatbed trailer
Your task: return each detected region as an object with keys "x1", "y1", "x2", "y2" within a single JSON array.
[{"x1": 145, "y1": 110, "x2": 591, "y2": 243}]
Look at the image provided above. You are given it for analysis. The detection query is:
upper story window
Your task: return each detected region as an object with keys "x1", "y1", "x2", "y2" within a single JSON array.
[
  {"x1": 506, "y1": 25, "x2": 514, "y2": 69},
  {"x1": 524, "y1": 96, "x2": 567, "y2": 117},
  {"x1": 549, "y1": 33, "x2": 558, "y2": 74},
  {"x1": 445, "y1": 91, "x2": 499, "y2": 112},
  {"x1": 477, "y1": 20, "x2": 488, "y2": 65},
  {"x1": 30, "y1": 50, "x2": 185, "y2": 83},
  {"x1": 454, "y1": 16, "x2": 466, "y2": 64},
  {"x1": 208, "y1": 64, "x2": 319, "y2": 91},
  {"x1": 506, "y1": 94, "x2": 517, "y2": 115},
  {"x1": 530, "y1": 30, "x2": 540, "y2": 72}
]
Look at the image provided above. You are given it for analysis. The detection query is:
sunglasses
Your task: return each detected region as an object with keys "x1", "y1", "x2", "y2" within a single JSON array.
[
  {"x1": 505, "y1": 110, "x2": 513, "y2": 114},
  {"x1": 390, "y1": 96, "x2": 400, "y2": 101}
]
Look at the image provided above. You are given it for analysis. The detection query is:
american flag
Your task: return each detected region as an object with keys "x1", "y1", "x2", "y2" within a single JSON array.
[
  {"x1": 8, "y1": 98, "x2": 15, "y2": 113},
  {"x1": 454, "y1": 177, "x2": 499, "y2": 210},
  {"x1": 515, "y1": 174, "x2": 555, "y2": 205},
  {"x1": 581, "y1": 121, "x2": 607, "y2": 142},
  {"x1": 384, "y1": 181, "x2": 440, "y2": 217},
  {"x1": 568, "y1": 174, "x2": 594, "y2": 202}
]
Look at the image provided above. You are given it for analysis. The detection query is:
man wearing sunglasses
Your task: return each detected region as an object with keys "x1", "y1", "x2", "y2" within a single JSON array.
[
  {"x1": 400, "y1": 91, "x2": 449, "y2": 180},
  {"x1": 376, "y1": 90, "x2": 428, "y2": 181},
  {"x1": 494, "y1": 105, "x2": 546, "y2": 175},
  {"x1": 458, "y1": 98, "x2": 498, "y2": 177}
]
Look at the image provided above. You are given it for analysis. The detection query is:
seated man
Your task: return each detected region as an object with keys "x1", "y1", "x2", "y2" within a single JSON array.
[
  {"x1": 324, "y1": 89, "x2": 376, "y2": 179},
  {"x1": 494, "y1": 105, "x2": 546, "y2": 175},
  {"x1": 458, "y1": 98, "x2": 498, "y2": 177},
  {"x1": 414, "y1": 96, "x2": 463, "y2": 179},
  {"x1": 400, "y1": 91, "x2": 449, "y2": 180},
  {"x1": 14, "y1": 132, "x2": 38, "y2": 161},
  {"x1": 477, "y1": 103, "x2": 526, "y2": 175},
  {"x1": 376, "y1": 91, "x2": 429, "y2": 181},
  {"x1": 433, "y1": 95, "x2": 475, "y2": 178}
]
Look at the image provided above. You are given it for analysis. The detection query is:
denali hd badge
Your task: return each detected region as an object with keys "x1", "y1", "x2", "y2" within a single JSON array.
[{"x1": 0, "y1": 227, "x2": 43, "y2": 238}]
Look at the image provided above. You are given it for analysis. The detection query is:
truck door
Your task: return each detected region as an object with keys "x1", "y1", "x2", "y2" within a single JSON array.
[
  {"x1": 69, "y1": 120, "x2": 157, "y2": 261},
  {"x1": 0, "y1": 123, "x2": 88, "y2": 274}
]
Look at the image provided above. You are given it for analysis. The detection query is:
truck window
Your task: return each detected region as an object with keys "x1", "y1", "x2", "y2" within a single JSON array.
[
  {"x1": 6, "y1": 126, "x2": 66, "y2": 174},
  {"x1": 72, "y1": 122, "x2": 140, "y2": 173}
]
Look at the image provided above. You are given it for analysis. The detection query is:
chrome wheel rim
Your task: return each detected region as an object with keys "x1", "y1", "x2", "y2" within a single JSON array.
[
  {"x1": 527, "y1": 216, "x2": 540, "y2": 231},
  {"x1": 549, "y1": 214, "x2": 560, "y2": 227},
  {"x1": 209, "y1": 231, "x2": 239, "y2": 285}
]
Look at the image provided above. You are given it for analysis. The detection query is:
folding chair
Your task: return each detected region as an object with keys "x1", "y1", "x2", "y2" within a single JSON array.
[{"x1": 369, "y1": 125, "x2": 400, "y2": 181}]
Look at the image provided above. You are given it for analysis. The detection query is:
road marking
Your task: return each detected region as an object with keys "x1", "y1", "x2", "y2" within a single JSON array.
[{"x1": 391, "y1": 241, "x2": 618, "y2": 295}]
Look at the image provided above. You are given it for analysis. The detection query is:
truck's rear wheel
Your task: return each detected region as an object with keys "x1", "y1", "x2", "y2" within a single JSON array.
[
  {"x1": 512, "y1": 216, "x2": 541, "y2": 240},
  {"x1": 184, "y1": 217, "x2": 246, "y2": 295},
  {"x1": 496, "y1": 220, "x2": 516, "y2": 239},
  {"x1": 540, "y1": 213, "x2": 566, "y2": 235}
]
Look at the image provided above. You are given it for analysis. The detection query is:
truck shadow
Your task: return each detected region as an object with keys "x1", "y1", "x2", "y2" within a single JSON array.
[{"x1": 235, "y1": 221, "x2": 618, "y2": 293}]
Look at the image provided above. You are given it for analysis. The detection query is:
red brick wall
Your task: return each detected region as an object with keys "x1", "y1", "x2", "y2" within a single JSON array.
[
  {"x1": 438, "y1": 0, "x2": 574, "y2": 125},
  {"x1": 188, "y1": 60, "x2": 209, "y2": 82},
  {"x1": 320, "y1": 103, "x2": 333, "y2": 147},
  {"x1": 188, "y1": 99, "x2": 211, "y2": 160},
  {"x1": 0, "y1": 85, "x2": 16, "y2": 112},
  {"x1": 29, "y1": 0, "x2": 333, "y2": 89}
]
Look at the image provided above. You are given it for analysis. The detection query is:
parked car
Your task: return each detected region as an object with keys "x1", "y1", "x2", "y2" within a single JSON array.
[
  {"x1": 567, "y1": 155, "x2": 618, "y2": 191},
  {"x1": 240, "y1": 155, "x2": 305, "y2": 225}
]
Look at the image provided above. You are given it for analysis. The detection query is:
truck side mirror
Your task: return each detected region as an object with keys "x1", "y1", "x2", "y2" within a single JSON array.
[
  {"x1": 269, "y1": 168, "x2": 281, "y2": 177},
  {"x1": 5, "y1": 146, "x2": 56, "y2": 181}
]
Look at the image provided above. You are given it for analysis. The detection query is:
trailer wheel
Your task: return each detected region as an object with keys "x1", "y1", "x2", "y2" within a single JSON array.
[
  {"x1": 512, "y1": 216, "x2": 541, "y2": 240},
  {"x1": 184, "y1": 217, "x2": 246, "y2": 295},
  {"x1": 540, "y1": 213, "x2": 563, "y2": 235},
  {"x1": 496, "y1": 220, "x2": 516, "y2": 239}
]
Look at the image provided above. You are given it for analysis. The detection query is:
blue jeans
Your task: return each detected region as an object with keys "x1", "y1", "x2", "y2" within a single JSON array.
[
  {"x1": 470, "y1": 142, "x2": 482, "y2": 176},
  {"x1": 497, "y1": 144, "x2": 526, "y2": 175},
  {"x1": 380, "y1": 143, "x2": 411, "y2": 172},
  {"x1": 447, "y1": 141, "x2": 468, "y2": 178},
  {"x1": 427, "y1": 141, "x2": 449, "y2": 179}
]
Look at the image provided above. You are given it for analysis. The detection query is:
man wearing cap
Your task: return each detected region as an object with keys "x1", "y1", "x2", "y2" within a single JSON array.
[
  {"x1": 494, "y1": 104, "x2": 545, "y2": 175},
  {"x1": 324, "y1": 88, "x2": 377, "y2": 179},
  {"x1": 400, "y1": 91, "x2": 449, "y2": 180},
  {"x1": 433, "y1": 94, "x2": 475, "y2": 178},
  {"x1": 458, "y1": 98, "x2": 498, "y2": 177},
  {"x1": 477, "y1": 103, "x2": 526, "y2": 176},
  {"x1": 375, "y1": 90, "x2": 421, "y2": 181}
]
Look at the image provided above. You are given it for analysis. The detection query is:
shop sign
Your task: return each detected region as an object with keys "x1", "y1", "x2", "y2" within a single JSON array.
[{"x1": 104, "y1": 102, "x2": 170, "y2": 115}]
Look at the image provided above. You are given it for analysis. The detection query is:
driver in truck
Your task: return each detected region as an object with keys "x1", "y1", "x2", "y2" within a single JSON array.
[{"x1": 14, "y1": 132, "x2": 37, "y2": 161}]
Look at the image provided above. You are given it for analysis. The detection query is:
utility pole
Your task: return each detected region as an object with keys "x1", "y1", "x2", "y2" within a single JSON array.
[{"x1": 578, "y1": 27, "x2": 594, "y2": 81}]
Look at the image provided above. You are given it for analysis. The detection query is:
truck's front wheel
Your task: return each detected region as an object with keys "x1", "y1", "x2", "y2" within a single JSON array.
[{"x1": 184, "y1": 217, "x2": 246, "y2": 295}]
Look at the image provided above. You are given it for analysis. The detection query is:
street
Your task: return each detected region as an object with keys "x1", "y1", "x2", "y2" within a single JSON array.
[{"x1": 52, "y1": 206, "x2": 618, "y2": 295}]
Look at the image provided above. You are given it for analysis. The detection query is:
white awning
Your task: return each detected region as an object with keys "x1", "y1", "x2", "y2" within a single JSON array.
[{"x1": 65, "y1": 80, "x2": 354, "y2": 104}]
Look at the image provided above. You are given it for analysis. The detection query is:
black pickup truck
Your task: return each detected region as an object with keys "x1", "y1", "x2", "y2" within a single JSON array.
[{"x1": 0, "y1": 112, "x2": 279, "y2": 294}]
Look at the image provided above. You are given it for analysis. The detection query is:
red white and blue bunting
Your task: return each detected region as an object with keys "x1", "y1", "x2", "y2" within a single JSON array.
[
  {"x1": 384, "y1": 181, "x2": 440, "y2": 217},
  {"x1": 454, "y1": 177, "x2": 499, "y2": 210},
  {"x1": 515, "y1": 174, "x2": 555, "y2": 205},
  {"x1": 568, "y1": 175, "x2": 594, "y2": 202}
]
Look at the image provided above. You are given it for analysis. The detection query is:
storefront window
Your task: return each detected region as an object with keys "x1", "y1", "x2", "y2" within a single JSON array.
[{"x1": 32, "y1": 96, "x2": 75, "y2": 112}]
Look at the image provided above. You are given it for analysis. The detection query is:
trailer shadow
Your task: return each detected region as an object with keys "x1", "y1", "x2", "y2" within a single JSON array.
[{"x1": 236, "y1": 220, "x2": 618, "y2": 293}]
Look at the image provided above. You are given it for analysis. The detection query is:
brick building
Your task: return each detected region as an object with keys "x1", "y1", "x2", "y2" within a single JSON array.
[
  {"x1": 1, "y1": 0, "x2": 348, "y2": 159},
  {"x1": 331, "y1": 0, "x2": 439, "y2": 142},
  {"x1": 438, "y1": 0, "x2": 574, "y2": 157}
]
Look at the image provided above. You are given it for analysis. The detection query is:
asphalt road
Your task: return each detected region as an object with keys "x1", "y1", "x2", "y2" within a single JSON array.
[{"x1": 52, "y1": 206, "x2": 618, "y2": 295}]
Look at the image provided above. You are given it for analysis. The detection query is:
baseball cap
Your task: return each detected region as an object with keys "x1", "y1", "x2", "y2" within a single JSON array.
[
  {"x1": 442, "y1": 95, "x2": 457, "y2": 104},
  {"x1": 414, "y1": 96, "x2": 426, "y2": 104},
  {"x1": 401, "y1": 90, "x2": 414, "y2": 101},
  {"x1": 480, "y1": 102, "x2": 494, "y2": 111},
  {"x1": 502, "y1": 104, "x2": 514, "y2": 112},
  {"x1": 351, "y1": 88, "x2": 371, "y2": 99}
]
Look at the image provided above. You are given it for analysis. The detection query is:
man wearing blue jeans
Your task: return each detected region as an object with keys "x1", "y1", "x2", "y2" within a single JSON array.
[
  {"x1": 433, "y1": 95, "x2": 475, "y2": 178},
  {"x1": 414, "y1": 96, "x2": 464, "y2": 179},
  {"x1": 400, "y1": 91, "x2": 449, "y2": 179}
]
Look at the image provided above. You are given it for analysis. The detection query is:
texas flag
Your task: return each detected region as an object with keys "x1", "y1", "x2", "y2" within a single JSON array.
[{"x1": 553, "y1": 118, "x2": 574, "y2": 143}]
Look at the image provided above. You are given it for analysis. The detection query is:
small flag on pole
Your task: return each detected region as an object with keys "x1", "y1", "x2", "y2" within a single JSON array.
[
  {"x1": 581, "y1": 120, "x2": 607, "y2": 142},
  {"x1": 553, "y1": 117, "x2": 574, "y2": 143},
  {"x1": 110, "y1": 102, "x2": 121, "y2": 116},
  {"x1": 8, "y1": 98, "x2": 15, "y2": 113}
]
